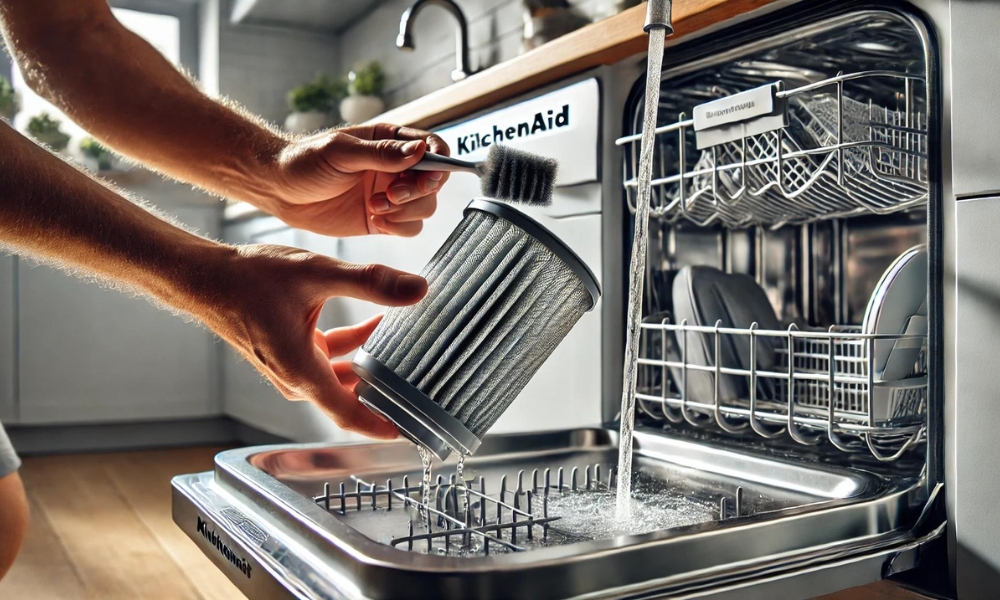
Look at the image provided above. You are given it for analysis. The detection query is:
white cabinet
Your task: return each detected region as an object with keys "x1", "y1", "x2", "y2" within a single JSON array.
[
  {"x1": 0, "y1": 256, "x2": 15, "y2": 423},
  {"x1": 16, "y1": 206, "x2": 222, "y2": 424}
]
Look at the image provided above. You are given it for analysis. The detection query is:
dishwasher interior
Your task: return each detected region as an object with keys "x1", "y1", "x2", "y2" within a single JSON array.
[
  {"x1": 172, "y1": 5, "x2": 943, "y2": 599},
  {"x1": 622, "y1": 6, "x2": 934, "y2": 465}
]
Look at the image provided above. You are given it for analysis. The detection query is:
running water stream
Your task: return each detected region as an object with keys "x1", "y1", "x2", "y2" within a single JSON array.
[
  {"x1": 616, "y1": 26, "x2": 666, "y2": 521},
  {"x1": 416, "y1": 445, "x2": 433, "y2": 513},
  {"x1": 415, "y1": 446, "x2": 468, "y2": 525},
  {"x1": 455, "y1": 454, "x2": 467, "y2": 517}
]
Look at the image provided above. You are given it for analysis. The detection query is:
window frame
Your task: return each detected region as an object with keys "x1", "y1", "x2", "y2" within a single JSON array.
[{"x1": 109, "y1": 0, "x2": 200, "y2": 78}]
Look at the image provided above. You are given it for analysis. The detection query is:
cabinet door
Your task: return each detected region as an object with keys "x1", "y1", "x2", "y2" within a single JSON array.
[
  {"x1": 955, "y1": 196, "x2": 1000, "y2": 597},
  {"x1": 16, "y1": 206, "x2": 220, "y2": 424},
  {"x1": 0, "y1": 256, "x2": 15, "y2": 423}
]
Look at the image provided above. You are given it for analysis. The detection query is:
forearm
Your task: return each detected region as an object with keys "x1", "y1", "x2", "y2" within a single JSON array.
[
  {"x1": 0, "y1": 122, "x2": 420, "y2": 439},
  {"x1": 0, "y1": 121, "x2": 230, "y2": 315},
  {"x1": 0, "y1": 0, "x2": 287, "y2": 211}
]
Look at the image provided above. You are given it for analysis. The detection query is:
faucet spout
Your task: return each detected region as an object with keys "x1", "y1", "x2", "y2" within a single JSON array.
[{"x1": 397, "y1": 0, "x2": 473, "y2": 82}]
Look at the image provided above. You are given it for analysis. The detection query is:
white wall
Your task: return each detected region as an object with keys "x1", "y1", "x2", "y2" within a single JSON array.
[
  {"x1": 218, "y1": 15, "x2": 340, "y2": 124},
  {"x1": 338, "y1": 0, "x2": 631, "y2": 110}
]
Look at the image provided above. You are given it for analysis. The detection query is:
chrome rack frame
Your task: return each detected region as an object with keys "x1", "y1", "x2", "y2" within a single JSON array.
[
  {"x1": 617, "y1": 70, "x2": 928, "y2": 228},
  {"x1": 636, "y1": 319, "x2": 927, "y2": 461}
]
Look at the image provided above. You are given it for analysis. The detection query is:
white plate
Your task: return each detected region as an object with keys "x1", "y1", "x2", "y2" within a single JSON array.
[{"x1": 862, "y1": 245, "x2": 928, "y2": 380}]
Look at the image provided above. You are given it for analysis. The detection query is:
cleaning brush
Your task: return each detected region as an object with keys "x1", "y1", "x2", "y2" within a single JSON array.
[
  {"x1": 353, "y1": 198, "x2": 600, "y2": 461},
  {"x1": 410, "y1": 144, "x2": 558, "y2": 205}
]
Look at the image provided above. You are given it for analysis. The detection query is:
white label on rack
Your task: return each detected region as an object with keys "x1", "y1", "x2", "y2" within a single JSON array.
[
  {"x1": 695, "y1": 108, "x2": 789, "y2": 150},
  {"x1": 693, "y1": 84, "x2": 777, "y2": 132}
]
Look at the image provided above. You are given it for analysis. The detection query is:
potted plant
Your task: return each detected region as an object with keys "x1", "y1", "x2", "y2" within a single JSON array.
[
  {"x1": 27, "y1": 113, "x2": 71, "y2": 152},
  {"x1": 79, "y1": 136, "x2": 115, "y2": 171},
  {"x1": 0, "y1": 75, "x2": 19, "y2": 122},
  {"x1": 522, "y1": 0, "x2": 591, "y2": 51},
  {"x1": 340, "y1": 62, "x2": 386, "y2": 124},
  {"x1": 284, "y1": 74, "x2": 346, "y2": 134}
]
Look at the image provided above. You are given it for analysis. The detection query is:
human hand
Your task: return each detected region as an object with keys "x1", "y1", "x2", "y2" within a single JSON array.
[
  {"x1": 313, "y1": 314, "x2": 384, "y2": 405},
  {"x1": 201, "y1": 244, "x2": 427, "y2": 438},
  {"x1": 262, "y1": 123, "x2": 451, "y2": 238}
]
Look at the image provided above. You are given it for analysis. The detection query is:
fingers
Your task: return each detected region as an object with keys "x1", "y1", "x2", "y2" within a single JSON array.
[
  {"x1": 337, "y1": 123, "x2": 451, "y2": 187},
  {"x1": 298, "y1": 346, "x2": 399, "y2": 439},
  {"x1": 371, "y1": 195, "x2": 437, "y2": 230},
  {"x1": 340, "y1": 123, "x2": 451, "y2": 157},
  {"x1": 322, "y1": 315, "x2": 383, "y2": 357},
  {"x1": 392, "y1": 131, "x2": 450, "y2": 191},
  {"x1": 368, "y1": 174, "x2": 443, "y2": 236},
  {"x1": 421, "y1": 132, "x2": 450, "y2": 157},
  {"x1": 322, "y1": 132, "x2": 426, "y2": 174},
  {"x1": 313, "y1": 258, "x2": 427, "y2": 305},
  {"x1": 370, "y1": 187, "x2": 437, "y2": 217},
  {"x1": 314, "y1": 329, "x2": 331, "y2": 359},
  {"x1": 395, "y1": 127, "x2": 450, "y2": 158},
  {"x1": 383, "y1": 171, "x2": 447, "y2": 205},
  {"x1": 332, "y1": 361, "x2": 360, "y2": 387},
  {"x1": 370, "y1": 216, "x2": 423, "y2": 238}
]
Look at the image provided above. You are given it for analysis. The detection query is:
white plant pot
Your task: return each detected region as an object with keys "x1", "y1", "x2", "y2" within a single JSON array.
[
  {"x1": 339, "y1": 95, "x2": 385, "y2": 124},
  {"x1": 284, "y1": 111, "x2": 328, "y2": 134}
]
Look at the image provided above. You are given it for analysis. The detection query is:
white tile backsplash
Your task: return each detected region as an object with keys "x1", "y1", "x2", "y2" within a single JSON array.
[
  {"x1": 337, "y1": 0, "x2": 624, "y2": 112},
  {"x1": 218, "y1": 21, "x2": 340, "y2": 125}
]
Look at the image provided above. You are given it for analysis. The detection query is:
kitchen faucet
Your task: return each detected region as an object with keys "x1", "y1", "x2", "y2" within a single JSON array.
[{"x1": 397, "y1": 0, "x2": 475, "y2": 82}]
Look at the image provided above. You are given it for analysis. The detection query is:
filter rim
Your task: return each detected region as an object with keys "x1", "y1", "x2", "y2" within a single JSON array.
[
  {"x1": 466, "y1": 198, "x2": 602, "y2": 310},
  {"x1": 352, "y1": 349, "x2": 482, "y2": 460},
  {"x1": 355, "y1": 381, "x2": 453, "y2": 462}
]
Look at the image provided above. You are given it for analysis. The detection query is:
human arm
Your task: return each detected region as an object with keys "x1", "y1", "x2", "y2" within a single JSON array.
[
  {"x1": 0, "y1": 0, "x2": 450, "y2": 237},
  {"x1": 0, "y1": 120, "x2": 421, "y2": 437}
]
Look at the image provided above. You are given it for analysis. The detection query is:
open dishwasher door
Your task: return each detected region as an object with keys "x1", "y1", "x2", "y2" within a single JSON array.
[{"x1": 172, "y1": 427, "x2": 944, "y2": 600}]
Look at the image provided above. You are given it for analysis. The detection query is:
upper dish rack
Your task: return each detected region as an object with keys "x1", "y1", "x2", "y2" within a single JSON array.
[{"x1": 616, "y1": 70, "x2": 929, "y2": 228}]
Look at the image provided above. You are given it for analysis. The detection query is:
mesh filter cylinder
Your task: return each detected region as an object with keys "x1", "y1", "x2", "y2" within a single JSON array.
[{"x1": 353, "y1": 199, "x2": 600, "y2": 461}]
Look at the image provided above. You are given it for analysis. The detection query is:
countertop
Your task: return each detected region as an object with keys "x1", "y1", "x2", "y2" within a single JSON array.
[{"x1": 223, "y1": 0, "x2": 783, "y2": 222}]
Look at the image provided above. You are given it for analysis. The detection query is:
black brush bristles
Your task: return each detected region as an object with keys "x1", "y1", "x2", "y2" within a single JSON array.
[{"x1": 480, "y1": 144, "x2": 558, "y2": 206}]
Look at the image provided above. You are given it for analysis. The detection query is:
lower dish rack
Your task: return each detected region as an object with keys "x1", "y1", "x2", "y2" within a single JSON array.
[{"x1": 636, "y1": 319, "x2": 927, "y2": 461}]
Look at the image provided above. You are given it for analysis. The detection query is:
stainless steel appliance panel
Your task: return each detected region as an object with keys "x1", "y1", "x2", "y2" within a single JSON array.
[
  {"x1": 950, "y1": 1, "x2": 1000, "y2": 198},
  {"x1": 954, "y1": 195, "x2": 1000, "y2": 597}
]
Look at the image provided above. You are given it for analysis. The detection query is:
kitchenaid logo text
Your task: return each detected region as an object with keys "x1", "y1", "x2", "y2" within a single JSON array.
[
  {"x1": 197, "y1": 516, "x2": 252, "y2": 579},
  {"x1": 705, "y1": 100, "x2": 756, "y2": 120},
  {"x1": 456, "y1": 104, "x2": 570, "y2": 155}
]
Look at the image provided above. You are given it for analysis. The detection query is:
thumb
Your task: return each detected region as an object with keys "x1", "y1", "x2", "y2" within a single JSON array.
[
  {"x1": 311, "y1": 258, "x2": 428, "y2": 306},
  {"x1": 324, "y1": 133, "x2": 426, "y2": 174}
]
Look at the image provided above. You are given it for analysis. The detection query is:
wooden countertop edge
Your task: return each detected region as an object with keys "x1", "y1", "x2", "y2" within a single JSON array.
[{"x1": 374, "y1": 0, "x2": 782, "y2": 131}]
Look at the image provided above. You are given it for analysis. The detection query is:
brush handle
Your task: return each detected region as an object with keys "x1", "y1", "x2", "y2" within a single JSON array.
[{"x1": 410, "y1": 152, "x2": 482, "y2": 176}]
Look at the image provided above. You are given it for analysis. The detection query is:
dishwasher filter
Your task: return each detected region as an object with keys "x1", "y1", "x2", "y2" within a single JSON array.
[{"x1": 352, "y1": 198, "x2": 600, "y2": 460}]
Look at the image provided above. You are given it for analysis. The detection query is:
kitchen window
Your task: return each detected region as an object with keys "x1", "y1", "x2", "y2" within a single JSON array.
[{"x1": 9, "y1": 0, "x2": 197, "y2": 144}]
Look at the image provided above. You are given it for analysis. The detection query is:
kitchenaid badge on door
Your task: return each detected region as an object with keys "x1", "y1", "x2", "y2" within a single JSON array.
[{"x1": 437, "y1": 78, "x2": 600, "y2": 187}]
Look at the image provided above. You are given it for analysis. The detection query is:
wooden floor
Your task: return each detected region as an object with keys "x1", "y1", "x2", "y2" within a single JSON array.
[
  {"x1": 0, "y1": 447, "x2": 244, "y2": 600},
  {"x1": 0, "y1": 447, "x2": 923, "y2": 600}
]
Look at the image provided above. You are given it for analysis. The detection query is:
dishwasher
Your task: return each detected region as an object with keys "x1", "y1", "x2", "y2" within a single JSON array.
[{"x1": 173, "y1": 2, "x2": 991, "y2": 598}]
